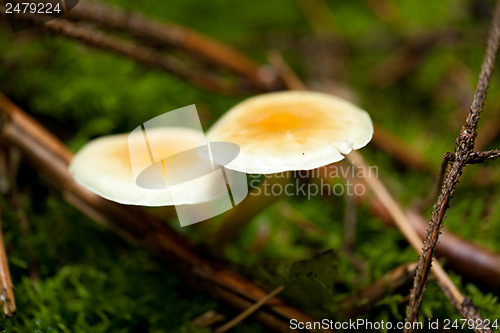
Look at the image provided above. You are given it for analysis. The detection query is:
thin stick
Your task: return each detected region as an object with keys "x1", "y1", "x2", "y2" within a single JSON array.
[
  {"x1": 268, "y1": 51, "x2": 308, "y2": 91},
  {"x1": 405, "y1": 0, "x2": 500, "y2": 330},
  {"x1": 370, "y1": 30, "x2": 458, "y2": 89},
  {"x1": 192, "y1": 310, "x2": 225, "y2": 328},
  {"x1": 451, "y1": 149, "x2": 500, "y2": 164},
  {"x1": 66, "y1": 1, "x2": 280, "y2": 92},
  {"x1": 278, "y1": 201, "x2": 324, "y2": 235},
  {"x1": 206, "y1": 285, "x2": 309, "y2": 333},
  {"x1": 0, "y1": 205, "x2": 15, "y2": 317},
  {"x1": 214, "y1": 286, "x2": 285, "y2": 333},
  {"x1": 0, "y1": 8, "x2": 239, "y2": 95},
  {"x1": 42, "y1": 19, "x2": 235, "y2": 94},
  {"x1": 346, "y1": 151, "x2": 464, "y2": 305}
]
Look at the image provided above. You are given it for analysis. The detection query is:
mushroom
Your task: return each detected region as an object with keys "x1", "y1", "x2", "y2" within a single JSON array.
[
  {"x1": 206, "y1": 90, "x2": 373, "y2": 174},
  {"x1": 69, "y1": 127, "x2": 209, "y2": 206},
  {"x1": 70, "y1": 125, "x2": 247, "y2": 226},
  {"x1": 205, "y1": 90, "x2": 373, "y2": 252}
]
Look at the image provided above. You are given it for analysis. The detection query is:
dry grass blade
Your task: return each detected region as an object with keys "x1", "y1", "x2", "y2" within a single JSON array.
[{"x1": 215, "y1": 286, "x2": 285, "y2": 333}]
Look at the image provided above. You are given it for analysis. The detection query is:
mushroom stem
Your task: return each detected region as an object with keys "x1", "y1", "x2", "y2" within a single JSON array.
[{"x1": 206, "y1": 172, "x2": 291, "y2": 256}]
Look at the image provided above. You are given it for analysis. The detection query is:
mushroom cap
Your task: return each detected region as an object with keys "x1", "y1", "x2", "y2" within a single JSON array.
[
  {"x1": 69, "y1": 127, "x2": 217, "y2": 206},
  {"x1": 206, "y1": 91, "x2": 373, "y2": 174}
]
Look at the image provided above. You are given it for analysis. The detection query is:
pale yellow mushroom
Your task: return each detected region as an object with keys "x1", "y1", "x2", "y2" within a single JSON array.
[
  {"x1": 207, "y1": 90, "x2": 373, "y2": 174},
  {"x1": 205, "y1": 91, "x2": 373, "y2": 253},
  {"x1": 69, "y1": 127, "x2": 218, "y2": 206}
]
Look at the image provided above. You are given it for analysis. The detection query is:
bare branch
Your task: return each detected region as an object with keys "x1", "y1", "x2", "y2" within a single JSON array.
[
  {"x1": 0, "y1": 205, "x2": 16, "y2": 317},
  {"x1": 66, "y1": 1, "x2": 281, "y2": 91},
  {"x1": 40, "y1": 20, "x2": 235, "y2": 94},
  {"x1": 0, "y1": 5, "x2": 276, "y2": 95},
  {"x1": 405, "y1": 1, "x2": 500, "y2": 330},
  {"x1": 445, "y1": 149, "x2": 500, "y2": 164}
]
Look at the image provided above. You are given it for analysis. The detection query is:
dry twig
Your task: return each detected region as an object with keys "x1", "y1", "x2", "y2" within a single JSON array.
[
  {"x1": 405, "y1": 1, "x2": 500, "y2": 330},
  {"x1": 445, "y1": 149, "x2": 500, "y2": 164},
  {"x1": 0, "y1": 204, "x2": 15, "y2": 317},
  {"x1": 191, "y1": 310, "x2": 225, "y2": 329},
  {"x1": 66, "y1": 1, "x2": 281, "y2": 92},
  {"x1": 215, "y1": 286, "x2": 285, "y2": 333},
  {"x1": 0, "y1": 3, "x2": 281, "y2": 95}
]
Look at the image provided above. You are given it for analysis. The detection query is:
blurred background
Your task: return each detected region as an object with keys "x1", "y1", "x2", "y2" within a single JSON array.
[{"x1": 1, "y1": 0, "x2": 500, "y2": 332}]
